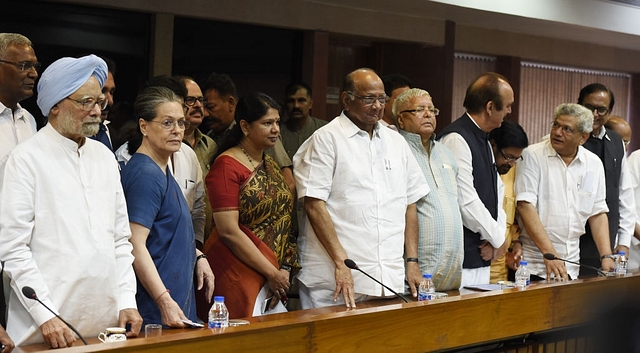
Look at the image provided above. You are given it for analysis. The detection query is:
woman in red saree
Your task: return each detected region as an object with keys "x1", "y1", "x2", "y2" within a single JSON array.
[{"x1": 199, "y1": 92, "x2": 299, "y2": 320}]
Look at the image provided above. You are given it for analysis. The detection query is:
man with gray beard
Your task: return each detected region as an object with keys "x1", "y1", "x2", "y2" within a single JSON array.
[{"x1": 0, "y1": 55, "x2": 142, "y2": 348}]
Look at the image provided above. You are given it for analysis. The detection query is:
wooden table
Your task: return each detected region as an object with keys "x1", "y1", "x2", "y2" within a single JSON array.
[{"x1": 16, "y1": 273, "x2": 640, "y2": 352}]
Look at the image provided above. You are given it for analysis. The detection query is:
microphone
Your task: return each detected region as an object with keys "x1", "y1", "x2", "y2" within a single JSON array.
[
  {"x1": 22, "y1": 286, "x2": 88, "y2": 345},
  {"x1": 542, "y1": 253, "x2": 607, "y2": 277},
  {"x1": 344, "y1": 259, "x2": 409, "y2": 303}
]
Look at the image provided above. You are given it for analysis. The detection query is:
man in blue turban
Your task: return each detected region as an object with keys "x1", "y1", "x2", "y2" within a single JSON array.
[{"x1": 0, "y1": 55, "x2": 142, "y2": 348}]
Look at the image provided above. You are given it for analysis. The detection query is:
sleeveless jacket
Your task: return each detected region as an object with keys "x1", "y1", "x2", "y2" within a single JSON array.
[{"x1": 439, "y1": 114, "x2": 498, "y2": 268}]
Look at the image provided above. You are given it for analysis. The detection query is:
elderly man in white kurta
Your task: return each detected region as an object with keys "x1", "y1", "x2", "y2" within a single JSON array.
[
  {"x1": 0, "y1": 55, "x2": 142, "y2": 348},
  {"x1": 293, "y1": 68, "x2": 429, "y2": 309},
  {"x1": 516, "y1": 103, "x2": 615, "y2": 280}
]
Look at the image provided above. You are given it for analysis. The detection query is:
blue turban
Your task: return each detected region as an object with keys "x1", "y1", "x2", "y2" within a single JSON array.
[{"x1": 36, "y1": 54, "x2": 108, "y2": 117}]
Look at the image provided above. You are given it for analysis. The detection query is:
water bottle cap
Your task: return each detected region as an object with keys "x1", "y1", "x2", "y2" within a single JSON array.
[
  {"x1": 519, "y1": 261, "x2": 527, "y2": 266},
  {"x1": 618, "y1": 251, "x2": 626, "y2": 255},
  {"x1": 214, "y1": 296, "x2": 225, "y2": 302},
  {"x1": 423, "y1": 273, "x2": 432, "y2": 279}
]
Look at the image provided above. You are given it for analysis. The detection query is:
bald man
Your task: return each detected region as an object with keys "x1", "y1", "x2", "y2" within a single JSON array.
[
  {"x1": 0, "y1": 55, "x2": 141, "y2": 347},
  {"x1": 605, "y1": 115, "x2": 631, "y2": 152},
  {"x1": 294, "y1": 68, "x2": 428, "y2": 308}
]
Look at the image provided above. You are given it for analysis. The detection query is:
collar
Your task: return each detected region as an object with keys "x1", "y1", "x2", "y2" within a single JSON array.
[
  {"x1": 0, "y1": 101, "x2": 28, "y2": 121},
  {"x1": 338, "y1": 111, "x2": 381, "y2": 139},
  {"x1": 43, "y1": 123, "x2": 87, "y2": 152},
  {"x1": 545, "y1": 139, "x2": 585, "y2": 163},
  {"x1": 592, "y1": 125, "x2": 607, "y2": 140},
  {"x1": 398, "y1": 129, "x2": 434, "y2": 149}
]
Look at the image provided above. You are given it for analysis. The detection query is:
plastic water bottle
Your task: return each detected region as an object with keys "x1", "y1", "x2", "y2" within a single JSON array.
[
  {"x1": 418, "y1": 274, "x2": 435, "y2": 301},
  {"x1": 208, "y1": 296, "x2": 229, "y2": 328},
  {"x1": 616, "y1": 251, "x2": 628, "y2": 275},
  {"x1": 515, "y1": 261, "x2": 530, "y2": 289}
]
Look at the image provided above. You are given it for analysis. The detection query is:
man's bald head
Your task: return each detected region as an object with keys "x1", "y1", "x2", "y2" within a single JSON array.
[{"x1": 605, "y1": 115, "x2": 631, "y2": 150}]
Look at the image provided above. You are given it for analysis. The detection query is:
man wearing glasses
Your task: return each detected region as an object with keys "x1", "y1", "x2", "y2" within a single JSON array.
[
  {"x1": 515, "y1": 103, "x2": 615, "y2": 280},
  {"x1": 439, "y1": 72, "x2": 513, "y2": 287},
  {"x1": 393, "y1": 88, "x2": 464, "y2": 291},
  {"x1": 294, "y1": 68, "x2": 429, "y2": 308},
  {"x1": 578, "y1": 84, "x2": 634, "y2": 276},
  {"x1": 0, "y1": 55, "x2": 142, "y2": 347},
  {"x1": 0, "y1": 33, "x2": 39, "y2": 182},
  {"x1": 487, "y1": 121, "x2": 529, "y2": 283}
]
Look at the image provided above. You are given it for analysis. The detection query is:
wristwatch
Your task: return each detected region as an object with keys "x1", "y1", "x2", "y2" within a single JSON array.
[{"x1": 600, "y1": 254, "x2": 616, "y2": 261}]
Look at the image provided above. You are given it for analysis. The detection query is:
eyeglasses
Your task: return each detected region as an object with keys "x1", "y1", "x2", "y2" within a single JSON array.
[
  {"x1": 399, "y1": 107, "x2": 440, "y2": 117},
  {"x1": 551, "y1": 121, "x2": 577, "y2": 135},
  {"x1": 582, "y1": 104, "x2": 609, "y2": 116},
  {"x1": 65, "y1": 97, "x2": 108, "y2": 112},
  {"x1": 0, "y1": 59, "x2": 41, "y2": 72},
  {"x1": 347, "y1": 91, "x2": 389, "y2": 106},
  {"x1": 185, "y1": 96, "x2": 206, "y2": 107},
  {"x1": 500, "y1": 149, "x2": 522, "y2": 162},
  {"x1": 150, "y1": 119, "x2": 190, "y2": 130}
]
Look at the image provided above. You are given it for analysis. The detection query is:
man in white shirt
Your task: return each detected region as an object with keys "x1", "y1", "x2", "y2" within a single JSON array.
[
  {"x1": 0, "y1": 54, "x2": 142, "y2": 348},
  {"x1": 294, "y1": 68, "x2": 429, "y2": 309},
  {"x1": 0, "y1": 32, "x2": 40, "y2": 351},
  {"x1": 438, "y1": 72, "x2": 511, "y2": 287},
  {"x1": 516, "y1": 103, "x2": 615, "y2": 280},
  {"x1": 0, "y1": 33, "x2": 39, "y2": 180}
]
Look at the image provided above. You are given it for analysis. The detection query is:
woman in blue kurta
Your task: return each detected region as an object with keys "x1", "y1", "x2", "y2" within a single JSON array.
[{"x1": 121, "y1": 86, "x2": 214, "y2": 327}]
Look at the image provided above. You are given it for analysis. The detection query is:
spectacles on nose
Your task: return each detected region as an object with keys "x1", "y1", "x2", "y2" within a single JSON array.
[
  {"x1": 185, "y1": 96, "x2": 206, "y2": 107},
  {"x1": 0, "y1": 59, "x2": 41, "y2": 72},
  {"x1": 346, "y1": 91, "x2": 389, "y2": 106},
  {"x1": 551, "y1": 121, "x2": 577, "y2": 135},
  {"x1": 582, "y1": 103, "x2": 609, "y2": 116},
  {"x1": 150, "y1": 119, "x2": 190, "y2": 130},
  {"x1": 399, "y1": 107, "x2": 440, "y2": 117},
  {"x1": 500, "y1": 149, "x2": 522, "y2": 162},
  {"x1": 65, "y1": 97, "x2": 108, "y2": 112}
]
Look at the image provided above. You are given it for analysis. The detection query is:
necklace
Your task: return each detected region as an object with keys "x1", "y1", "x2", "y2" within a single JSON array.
[{"x1": 240, "y1": 145, "x2": 256, "y2": 169}]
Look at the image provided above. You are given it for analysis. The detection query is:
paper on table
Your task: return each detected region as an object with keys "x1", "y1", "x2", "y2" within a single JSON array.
[{"x1": 252, "y1": 284, "x2": 288, "y2": 316}]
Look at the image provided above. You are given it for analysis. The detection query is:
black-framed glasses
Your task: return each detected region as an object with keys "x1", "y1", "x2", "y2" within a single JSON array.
[
  {"x1": 65, "y1": 97, "x2": 108, "y2": 112},
  {"x1": 346, "y1": 91, "x2": 389, "y2": 106},
  {"x1": 500, "y1": 149, "x2": 522, "y2": 162},
  {"x1": 582, "y1": 103, "x2": 609, "y2": 116},
  {"x1": 550, "y1": 121, "x2": 577, "y2": 135},
  {"x1": 185, "y1": 96, "x2": 205, "y2": 107},
  {"x1": 0, "y1": 59, "x2": 41, "y2": 72},
  {"x1": 399, "y1": 107, "x2": 440, "y2": 117},
  {"x1": 150, "y1": 119, "x2": 190, "y2": 131}
]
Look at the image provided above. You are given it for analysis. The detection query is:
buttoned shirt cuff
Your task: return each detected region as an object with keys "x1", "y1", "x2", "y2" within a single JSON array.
[
  {"x1": 31, "y1": 299, "x2": 57, "y2": 327},
  {"x1": 616, "y1": 232, "x2": 632, "y2": 248},
  {"x1": 118, "y1": 290, "x2": 138, "y2": 311}
]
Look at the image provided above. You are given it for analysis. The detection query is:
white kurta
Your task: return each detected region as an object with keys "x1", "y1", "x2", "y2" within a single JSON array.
[
  {"x1": 293, "y1": 112, "x2": 429, "y2": 298},
  {"x1": 0, "y1": 124, "x2": 137, "y2": 345},
  {"x1": 515, "y1": 141, "x2": 608, "y2": 279}
]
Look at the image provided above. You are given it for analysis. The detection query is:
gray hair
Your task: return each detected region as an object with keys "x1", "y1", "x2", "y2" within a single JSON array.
[
  {"x1": 392, "y1": 88, "x2": 432, "y2": 117},
  {"x1": 554, "y1": 103, "x2": 593, "y2": 134},
  {"x1": 134, "y1": 86, "x2": 183, "y2": 122},
  {"x1": 0, "y1": 33, "x2": 32, "y2": 56}
]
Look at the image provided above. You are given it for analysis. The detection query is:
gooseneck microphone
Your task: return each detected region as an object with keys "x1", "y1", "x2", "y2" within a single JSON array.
[
  {"x1": 543, "y1": 253, "x2": 607, "y2": 277},
  {"x1": 22, "y1": 286, "x2": 88, "y2": 345},
  {"x1": 344, "y1": 259, "x2": 409, "y2": 303}
]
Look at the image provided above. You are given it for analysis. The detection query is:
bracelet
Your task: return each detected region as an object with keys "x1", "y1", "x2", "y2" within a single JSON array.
[
  {"x1": 155, "y1": 289, "x2": 170, "y2": 303},
  {"x1": 600, "y1": 254, "x2": 616, "y2": 260},
  {"x1": 406, "y1": 257, "x2": 419, "y2": 263},
  {"x1": 196, "y1": 254, "x2": 207, "y2": 261}
]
